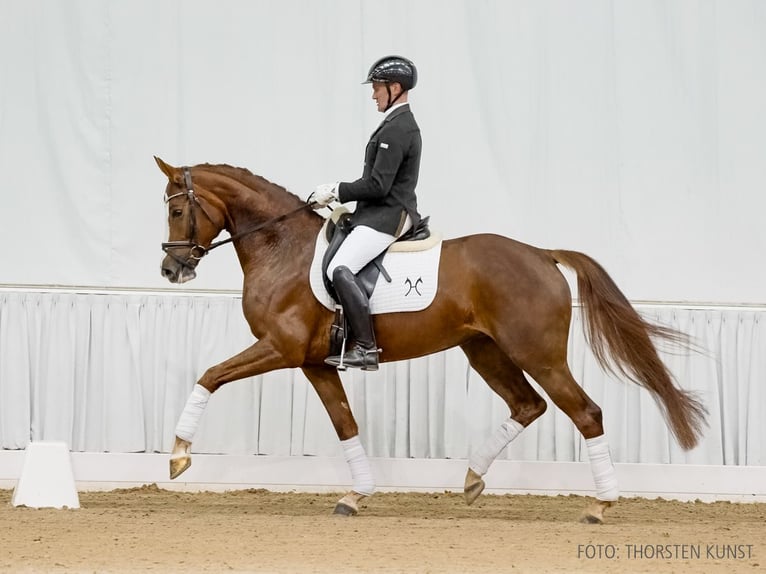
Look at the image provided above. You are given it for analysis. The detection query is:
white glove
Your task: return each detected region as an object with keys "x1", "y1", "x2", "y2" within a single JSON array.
[{"x1": 308, "y1": 182, "x2": 339, "y2": 207}]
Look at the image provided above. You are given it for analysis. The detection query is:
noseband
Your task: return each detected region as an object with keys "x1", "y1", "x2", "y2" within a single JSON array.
[{"x1": 161, "y1": 167, "x2": 313, "y2": 269}]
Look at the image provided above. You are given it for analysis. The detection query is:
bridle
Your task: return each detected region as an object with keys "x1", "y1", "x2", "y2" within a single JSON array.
[{"x1": 161, "y1": 167, "x2": 314, "y2": 269}]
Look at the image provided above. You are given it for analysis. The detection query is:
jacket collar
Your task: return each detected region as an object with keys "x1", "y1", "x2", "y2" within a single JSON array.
[
  {"x1": 371, "y1": 103, "x2": 410, "y2": 137},
  {"x1": 383, "y1": 102, "x2": 410, "y2": 122}
]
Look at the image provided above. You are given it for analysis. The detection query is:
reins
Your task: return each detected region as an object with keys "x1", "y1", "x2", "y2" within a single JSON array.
[
  {"x1": 204, "y1": 202, "x2": 315, "y2": 254},
  {"x1": 162, "y1": 166, "x2": 316, "y2": 262}
]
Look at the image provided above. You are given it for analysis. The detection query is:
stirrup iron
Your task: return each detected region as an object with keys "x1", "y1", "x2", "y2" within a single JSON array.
[{"x1": 337, "y1": 329, "x2": 347, "y2": 371}]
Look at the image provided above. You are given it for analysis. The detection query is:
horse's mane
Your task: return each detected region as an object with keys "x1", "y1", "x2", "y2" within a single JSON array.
[{"x1": 195, "y1": 163, "x2": 303, "y2": 203}]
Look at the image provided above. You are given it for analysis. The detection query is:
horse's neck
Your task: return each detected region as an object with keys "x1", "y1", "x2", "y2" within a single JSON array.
[{"x1": 220, "y1": 186, "x2": 322, "y2": 281}]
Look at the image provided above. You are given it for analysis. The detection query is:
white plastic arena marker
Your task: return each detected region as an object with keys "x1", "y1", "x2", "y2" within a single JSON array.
[{"x1": 11, "y1": 441, "x2": 80, "y2": 509}]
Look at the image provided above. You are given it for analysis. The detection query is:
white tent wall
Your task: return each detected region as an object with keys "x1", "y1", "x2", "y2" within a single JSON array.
[
  {"x1": 1, "y1": 1, "x2": 764, "y2": 475},
  {"x1": 2, "y1": 0, "x2": 765, "y2": 298}
]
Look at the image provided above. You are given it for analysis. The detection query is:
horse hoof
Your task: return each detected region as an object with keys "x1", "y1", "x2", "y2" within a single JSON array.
[
  {"x1": 463, "y1": 468, "x2": 485, "y2": 506},
  {"x1": 579, "y1": 513, "x2": 604, "y2": 525},
  {"x1": 169, "y1": 455, "x2": 191, "y2": 480},
  {"x1": 333, "y1": 502, "x2": 358, "y2": 516},
  {"x1": 579, "y1": 500, "x2": 613, "y2": 524},
  {"x1": 333, "y1": 491, "x2": 365, "y2": 516}
]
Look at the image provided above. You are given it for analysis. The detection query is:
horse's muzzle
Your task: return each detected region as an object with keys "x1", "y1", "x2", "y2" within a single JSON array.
[{"x1": 161, "y1": 255, "x2": 197, "y2": 284}]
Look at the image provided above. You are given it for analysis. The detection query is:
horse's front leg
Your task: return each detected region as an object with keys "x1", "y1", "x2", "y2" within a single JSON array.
[
  {"x1": 170, "y1": 339, "x2": 290, "y2": 479},
  {"x1": 302, "y1": 365, "x2": 373, "y2": 516}
]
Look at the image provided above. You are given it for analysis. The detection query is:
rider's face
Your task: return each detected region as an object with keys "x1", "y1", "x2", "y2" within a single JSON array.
[{"x1": 371, "y1": 81, "x2": 401, "y2": 112}]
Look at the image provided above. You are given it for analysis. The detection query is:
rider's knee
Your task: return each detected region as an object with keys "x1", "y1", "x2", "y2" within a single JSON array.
[{"x1": 331, "y1": 265, "x2": 354, "y2": 284}]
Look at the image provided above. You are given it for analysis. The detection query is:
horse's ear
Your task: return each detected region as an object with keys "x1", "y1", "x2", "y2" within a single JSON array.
[{"x1": 154, "y1": 156, "x2": 180, "y2": 182}]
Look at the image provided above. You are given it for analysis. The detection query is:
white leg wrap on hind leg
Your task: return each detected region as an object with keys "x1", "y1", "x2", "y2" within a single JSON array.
[
  {"x1": 175, "y1": 384, "x2": 211, "y2": 442},
  {"x1": 585, "y1": 434, "x2": 619, "y2": 501},
  {"x1": 341, "y1": 435, "x2": 375, "y2": 496},
  {"x1": 469, "y1": 417, "x2": 525, "y2": 476}
]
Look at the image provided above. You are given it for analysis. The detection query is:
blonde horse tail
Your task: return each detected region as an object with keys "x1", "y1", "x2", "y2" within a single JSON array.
[{"x1": 550, "y1": 249, "x2": 707, "y2": 450}]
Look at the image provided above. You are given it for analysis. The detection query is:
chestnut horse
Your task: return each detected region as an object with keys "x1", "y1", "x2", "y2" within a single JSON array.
[{"x1": 156, "y1": 157, "x2": 706, "y2": 523}]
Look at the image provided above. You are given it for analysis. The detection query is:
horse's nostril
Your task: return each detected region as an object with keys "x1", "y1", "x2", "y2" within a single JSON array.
[{"x1": 161, "y1": 266, "x2": 177, "y2": 282}]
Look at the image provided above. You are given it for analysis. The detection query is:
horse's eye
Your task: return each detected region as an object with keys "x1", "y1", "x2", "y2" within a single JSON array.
[{"x1": 171, "y1": 209, "x2": 183, "y2": 218}]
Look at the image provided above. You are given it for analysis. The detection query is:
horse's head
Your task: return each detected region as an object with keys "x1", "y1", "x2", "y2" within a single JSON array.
[{"x1": 155, "y1": 156, "x2": 227, "y2": 284}]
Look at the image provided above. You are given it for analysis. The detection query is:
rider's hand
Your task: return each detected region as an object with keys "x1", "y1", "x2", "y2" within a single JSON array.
[{"x1": 308, "y1": 182, "x2": 339, "y2": 207}]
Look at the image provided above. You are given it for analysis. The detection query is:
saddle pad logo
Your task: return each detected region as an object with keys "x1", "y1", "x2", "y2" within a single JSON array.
[
  {"x1": 309, "y1": 223, "x2": 442, "y2": 315},
  {"x1": 405, "y1": 277, "x2": 423, "y2": 296}
]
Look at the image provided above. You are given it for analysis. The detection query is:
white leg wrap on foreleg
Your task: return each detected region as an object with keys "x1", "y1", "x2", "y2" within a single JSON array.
[
  {"x1": 341, "y1": 435, "x2": 375, "y2": 496},
  {"x1": 469, "y1": 417, "x2": 525, "y2": 476},
  {"x1": 175, "y1": 384, "x2": 211, "y2": 442},
  {"x1": 585, "y1": 434, "x2": 619, "y2": 501}
]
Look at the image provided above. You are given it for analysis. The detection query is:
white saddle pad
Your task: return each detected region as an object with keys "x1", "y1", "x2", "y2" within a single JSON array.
[{"x1": 309, "y1": 220, "x2": 443, "y2": 315}]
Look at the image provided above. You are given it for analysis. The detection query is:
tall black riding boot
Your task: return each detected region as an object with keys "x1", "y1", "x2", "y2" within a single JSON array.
[{"x1": 325, "y1": 266, "x2": 380, "y2": 371}]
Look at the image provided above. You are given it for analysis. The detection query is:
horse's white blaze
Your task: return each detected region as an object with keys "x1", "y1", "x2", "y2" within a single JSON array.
[{"x1": 177, "y1": 268, "x2": 197, "y2": 284}]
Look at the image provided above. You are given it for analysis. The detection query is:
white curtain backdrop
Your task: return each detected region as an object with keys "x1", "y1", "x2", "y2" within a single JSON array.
[
  {"x1": 1, "y1": 2, "x2": 765, "y2": 467},
  {"x1": 1, "y1": 290, "x2": 763, "y2": 466}
]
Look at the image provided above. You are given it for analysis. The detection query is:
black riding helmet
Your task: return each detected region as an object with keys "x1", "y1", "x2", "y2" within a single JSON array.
[
  {"x1": 363, "y1": 55, "x2": 417, "y2": 111},
  {"x1": 363, "y1": 55, "x2": 418, "y2": 91}
]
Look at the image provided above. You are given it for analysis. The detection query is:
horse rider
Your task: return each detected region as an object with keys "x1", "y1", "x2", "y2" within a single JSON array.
[{"x1": 309, "y1": 55, "x2": 423, "y2": 371}]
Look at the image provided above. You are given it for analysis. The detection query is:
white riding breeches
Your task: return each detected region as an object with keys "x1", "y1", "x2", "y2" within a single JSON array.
[{"x1": 326, "y1": 216, "x2": 412, "y2": 280}]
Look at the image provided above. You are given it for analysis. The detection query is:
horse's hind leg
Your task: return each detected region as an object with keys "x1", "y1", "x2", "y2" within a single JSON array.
[
  {"x1": 302, "y1": 365, "x2": 373, "y2": 516},
  {"x1": 524, "y1": 362, "x2": 618, "y2": 523},
  {"x1": 460, "y1": 336, "x2": 548, "y2": 505}
]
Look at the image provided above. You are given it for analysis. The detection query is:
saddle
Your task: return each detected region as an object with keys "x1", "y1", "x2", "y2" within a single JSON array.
[
  {"x1": 320, "y1": 211, "x2": 431, "y2": 302},
  {"x1": 321, "y1": 209, "x2": 431, "y2": 357}
]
